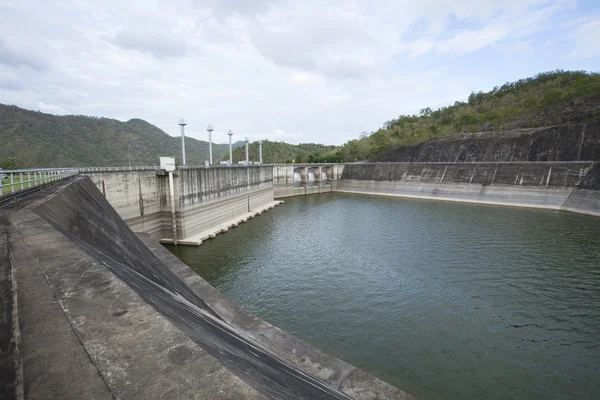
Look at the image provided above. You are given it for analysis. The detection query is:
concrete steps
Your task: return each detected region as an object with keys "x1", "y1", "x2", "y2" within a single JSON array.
[{"x1": 160, "y1": 200, "x2": 284, "y2": 246}]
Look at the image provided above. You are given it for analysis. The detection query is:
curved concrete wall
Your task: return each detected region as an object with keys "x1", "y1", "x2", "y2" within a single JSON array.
[
  {"x1": 83, "y1": 166, "x2": 276, "y2": 241},
  {"x1": 338, "y1": 162, "x2": 600, "y2": 217}
]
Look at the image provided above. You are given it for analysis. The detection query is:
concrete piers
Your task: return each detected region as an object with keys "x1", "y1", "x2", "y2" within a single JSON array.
[
  {"x1": 160, "y1": 200, "x2": 284, "y2": 246},
  {"x1": 273, "y1": 164, "x2": 344, "y2": 198}
]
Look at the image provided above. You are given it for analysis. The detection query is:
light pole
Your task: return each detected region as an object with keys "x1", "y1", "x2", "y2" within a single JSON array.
[
  {"x1": 259, "y1": 140, "x2": 263, "y2": 164},
  {"x1": 227, "y1": 130, "x2": 233, "y2": 165},
  {"x1": 207, "y1": 124, "x2": 214, "y2": 165},
  {"x1": 245, "y1": 137, "x2": 249, "y2": 166},
  {"x1": 178, "y1": 118, "x2": 187, "y2": 165}
]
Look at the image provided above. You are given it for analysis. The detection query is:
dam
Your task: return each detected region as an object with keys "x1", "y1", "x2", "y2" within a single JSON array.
[
  {"x1": 0, "y1": 175, "x2": 413, "y2": 400},
  {"x1": 170, "y1": 193, "x2": 600, "y2": 400},
  {"x1": 1, "y1": 122, "x2": 599, "y2": 399}
]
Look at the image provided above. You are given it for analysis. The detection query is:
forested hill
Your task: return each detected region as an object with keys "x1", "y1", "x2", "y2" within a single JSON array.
[
  {"x1": 334, "y1": 70, "x2": 600, "y2": 162},
  {"x1": 222, "y1": 140, "x2": 338, "y2": 164},
  {"x1": 0, "y1": 104, "x2": 235, "y2": 168}
]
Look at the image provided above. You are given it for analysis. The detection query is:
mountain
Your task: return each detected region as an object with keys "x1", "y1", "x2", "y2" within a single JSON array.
[
  {"x1": 335, "y1": 70, "x2": 600, "y2": 162},
  {"x1": 0, "y1": 104, "x2": 234, "y2": 168},
  {"x1": 221, "y1": 140, "x2": 338, "y2": 164}
]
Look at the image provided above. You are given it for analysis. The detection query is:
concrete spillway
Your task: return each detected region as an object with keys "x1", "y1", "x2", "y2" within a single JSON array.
[{"x1": 0, "y1": 176, "x2": 412, "y2": 399}]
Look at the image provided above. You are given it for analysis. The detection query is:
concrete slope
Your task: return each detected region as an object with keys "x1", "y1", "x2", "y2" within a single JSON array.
[{"x1": 29, "y1": 176, "x2": 354, "y2": 400}]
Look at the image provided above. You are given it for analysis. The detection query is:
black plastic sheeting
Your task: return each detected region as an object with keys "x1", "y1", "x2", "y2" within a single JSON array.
[{"x1": 33, "y1": 176, "x2": 352, "y2": 400}]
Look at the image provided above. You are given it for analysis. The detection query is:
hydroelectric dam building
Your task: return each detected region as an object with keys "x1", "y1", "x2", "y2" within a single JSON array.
[{"x1": 1, "y1": 122, "x2": 599, "y2": 399}]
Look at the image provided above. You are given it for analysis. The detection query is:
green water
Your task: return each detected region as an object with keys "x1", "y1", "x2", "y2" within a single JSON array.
[{"x1": 166, "y1": 193, "x2": 600, "y2": 400}]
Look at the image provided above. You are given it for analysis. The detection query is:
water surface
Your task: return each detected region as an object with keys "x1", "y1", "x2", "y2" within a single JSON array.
[{"x1": 167, "y1": 193, "x2": 600, "y2": 400}]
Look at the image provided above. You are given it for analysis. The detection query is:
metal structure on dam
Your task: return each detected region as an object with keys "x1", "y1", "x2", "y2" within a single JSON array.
[{"x1": 1, "y1": 158, "x2": 599, "y2": 399}]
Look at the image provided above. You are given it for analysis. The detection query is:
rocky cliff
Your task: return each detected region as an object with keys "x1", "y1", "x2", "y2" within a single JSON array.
[{"x1": 371, "y1": 123, "x2": 600, "y2": 163}]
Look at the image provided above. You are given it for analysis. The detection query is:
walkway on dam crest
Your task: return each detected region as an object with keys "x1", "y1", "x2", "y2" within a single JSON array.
[{"x1": 0, "y1": 176, "x2": 414, "y2": 400}]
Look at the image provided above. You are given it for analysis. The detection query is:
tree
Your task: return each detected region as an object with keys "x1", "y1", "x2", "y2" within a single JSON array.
[
  {"x1": 419, "y1": 107, "x2": 432, "y2": 117},
  {"x1": 0, "y1": 157, "x2": 21, "y2": 169}
]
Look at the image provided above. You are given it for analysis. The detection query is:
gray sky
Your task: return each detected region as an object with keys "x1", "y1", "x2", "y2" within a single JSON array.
[{"x1": 1, "y1": 0, "x2": 599, "y2": 145}]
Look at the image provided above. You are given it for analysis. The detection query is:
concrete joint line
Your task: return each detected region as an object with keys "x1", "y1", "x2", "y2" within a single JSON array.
[
  {"x1": 336, "y1": 367, "x2": 357, "y2": 390},
  {"x1": 6, "y1": 228, "x2": 24, "y2": 400}
]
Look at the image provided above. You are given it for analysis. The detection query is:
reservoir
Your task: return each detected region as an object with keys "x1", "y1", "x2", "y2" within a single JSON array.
[{"x1": 166, "y1": 193, "x2": 600, "y2": 400}]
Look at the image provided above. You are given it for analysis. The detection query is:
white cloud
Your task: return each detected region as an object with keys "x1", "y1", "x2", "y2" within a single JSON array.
[
  {"x1": 110, "y1": 29, "x2": 189, "y2": 59},
  {"x1": 437, "y1": 26, "x2": 507, "y2": 55},
  {"x1": 38, "y1": 102, "x2": 64, "y2": 113},
  {"x1": 290, "y1": 71, "x2": 324, "y2": 85},
  {"x1": 496, "y1": 40, "x2": 534, "y2": 55},
  {"x1": 0, "y1": 38, "x2": 48, "y2": 71},
  {"x1": 0, "y1": 0, "x2": 594, "y2": 147},
  {"x1": 570, "y1": 19, "x2": 600, "y2": 57}
]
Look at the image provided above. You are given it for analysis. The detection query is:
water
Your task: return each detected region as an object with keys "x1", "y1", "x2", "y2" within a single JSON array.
[{"x1": 166, "y1": 193, "x2": 600, "y2": 400}]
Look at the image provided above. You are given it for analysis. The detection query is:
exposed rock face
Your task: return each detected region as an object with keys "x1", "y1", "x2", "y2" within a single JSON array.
[
  {"x1": 371, "y1": 123, "x2": 600, "y2": 163},
  {"x1": 579, "y1": 163, "x2": 600, "y2": 189}
]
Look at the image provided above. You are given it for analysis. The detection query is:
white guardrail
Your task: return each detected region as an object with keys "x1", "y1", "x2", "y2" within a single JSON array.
[{"x1": 0, "y1": 168, "x2": 79, "y2": 196}]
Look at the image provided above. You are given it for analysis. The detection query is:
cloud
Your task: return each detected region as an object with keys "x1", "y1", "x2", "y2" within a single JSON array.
[
  {"x1": 437, "y1": 25, "x2": 507, "y2": 55},
  {"x1": 0, "y1": 67, "x2": 24, "y2": 91},
  {"x1": 204, "y1": 0, "x2": 282, "y2": 19},
  {"x1": 38, "y1": 102, "x2": 64, "y2": 113},
  {"x1": 570, "y1": 19, "x2": 600, "y2": 57},
  {"x1": 247, "y1": 1, "x2": 399, "y2": 79},
  {"x1": 110, "y1": 29, "x2": 188, "y2": 59},
  {"x1": 496, "y1": 40, "x2": 534, "y2": 55},
  {"x1": 289, "y1": 71, "x2": 323, "y2": 85},
  {"x1": 0, "y1": 0, "x2": 595, "y2": 148},
  {"x1": 0, "y1": 38, "x2": 48, "y2": 71},
  {"x1": 263, "y1": 128, "x2": 307, "y2": 143}
]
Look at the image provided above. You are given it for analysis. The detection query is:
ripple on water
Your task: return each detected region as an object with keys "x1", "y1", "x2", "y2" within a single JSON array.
[{"x1": 167, "y1": 193, "x2": 600, "y2": 400}]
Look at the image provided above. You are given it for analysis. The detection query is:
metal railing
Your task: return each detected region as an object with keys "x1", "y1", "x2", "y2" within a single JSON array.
[
  {"x1": 78, "y1": 166, "x2": 159, "y2": 173},
  {"x1": 0, "y1": 168, "x2": 79, "y2": 196}
]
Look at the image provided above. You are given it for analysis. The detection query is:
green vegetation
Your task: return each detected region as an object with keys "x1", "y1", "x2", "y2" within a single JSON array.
[
  {"x1": 222, "y1": 140, "x2": 338, "y2": 164},
  {"x1": 1, "y1": 175, "x2": 29, "y2": 195},
  {"x1": 330, "y1": 70, "x2": 600, "y2": 161},
  {"x1": 0, "y1": 105, "x2": 234, "y2": 167}
]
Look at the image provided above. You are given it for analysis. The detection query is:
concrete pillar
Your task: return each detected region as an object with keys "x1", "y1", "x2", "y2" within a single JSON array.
[
  {"x1": 307, "y1": 167, "x2": 316, "y2": 185},
  {"x1": 301, "y1": 167, "x2": 308, "y2": 185},
  {"x1": 314, "y1": 166, "x2": 322, "y2": 185},
  {"x1": 293, "y1": 167, "x2": 302, "y2": 186}
]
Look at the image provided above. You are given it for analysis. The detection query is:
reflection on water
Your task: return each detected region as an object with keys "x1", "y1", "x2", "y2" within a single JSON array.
[{"x1": 167, "y1": 193, "x2": 600, "y2": 400}]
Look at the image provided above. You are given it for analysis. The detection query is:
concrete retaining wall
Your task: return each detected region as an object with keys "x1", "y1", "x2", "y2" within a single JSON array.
[
  {"x1": 174, "y1": 167, "x2": 274, "y2": 239},
  {"x1": 82, "y1": 166, "x2": 276, "y2": 241},
  {"x1": 83, "y1": 169, "x2": 167, "y2": 237},
  {"x1": 338, "y1": 162, "x2": 600, "y2": 217}
]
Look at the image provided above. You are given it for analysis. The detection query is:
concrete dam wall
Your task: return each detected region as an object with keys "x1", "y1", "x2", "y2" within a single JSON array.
[
  {"x1": 371, "y1": 123, "x2": 600, "y2": 163},
  {"x1": 0, "y1": 176, "x2": 413, "y2": 399},
  {"x1": 338, "y1": 162, "x2": 600, "y2": 217},
  {"x1": 82, "y1": 165, "x2": 278, "y2": 243},
  {"x1": 337, "y1": 123, "x2": 600, "y2": 216}
]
